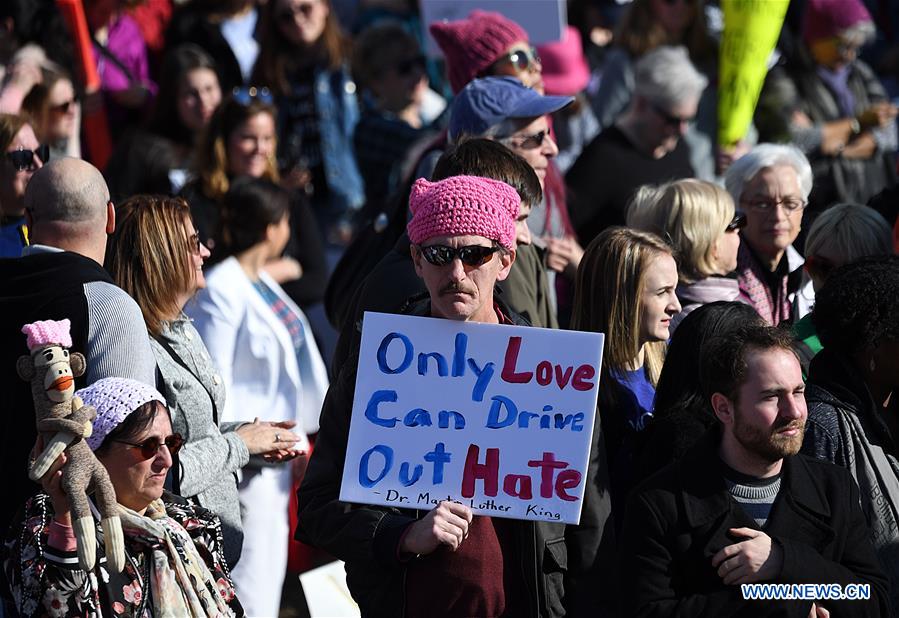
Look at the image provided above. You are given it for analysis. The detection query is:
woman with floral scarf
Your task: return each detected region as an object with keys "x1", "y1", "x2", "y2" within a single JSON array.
[{"x1": 4, "y1": 377, "x2": 243, "y2": 617}]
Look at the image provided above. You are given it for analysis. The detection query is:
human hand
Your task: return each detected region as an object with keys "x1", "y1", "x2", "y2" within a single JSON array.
[
  {"x1": 399, "y1": 501, "x2": 473, "y2": 556},
  {"x1": 858, "y1": 102, "x2": 898, "y2": 130},
  {"x1": 809, "y1": 603, "x2": 830, "y2": 618},
  {"x1": 32, "y1": 436, "x2": 72, "y2": 526},
  {"x1": 544, "y1": 235, "x2": 584, "y2": 278},
  {"x1": 263, "y1": 256, "x2": 303, "y2": 283},
  {"x1": 711, "y1": 527, "x2": 783, "y2": 585},
  {"x1": 236, "y1": 418, "x2": 301, "y2": 456}
]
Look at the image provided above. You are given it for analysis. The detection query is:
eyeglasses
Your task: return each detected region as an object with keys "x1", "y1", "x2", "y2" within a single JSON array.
[
  {"x1": 493, "y1": 46, "x2": 541, "y2": 73},
  {"x1": 188, "y1": 232, "x2": 203, "y2": 254},
  {"x1": 395, "y1": 55, "x2": 426, "y2": 77},
  {"x1": 277, "y1": 1, "x2": 318, "y2": 22},
  {"x1": 649, "y1": 101, "x2": 694, "y2": 128},
  {"x1": 500, "y1": 129, "x2": 549, "y2": 150},
  {"x1": 740, "y1": 197, "x2": 806, "y2": 214},
  {"x1": 6, "y1": 145, "x2": 49, "y2": 172},
  {"x1": 231, "y1": 86, "x2": 273, "y2": 106},
  {"x1": 113, "y1": 433, "x2": 184, "y2": 460},
  {"x1": 418, "y1": 244, "x2": 500, "y2": 267},
  {"x1": 50, "y1": 98, "x2": 77, "y2": 114},
  {"x1": 725, "y1": 213, "x2": 747, "y2": 232}
]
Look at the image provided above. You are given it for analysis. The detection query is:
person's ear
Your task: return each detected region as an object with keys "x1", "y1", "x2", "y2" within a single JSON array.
[
  {"x1": 495, "y1": 249, "x2": 516, "y2": 282},
  {"x1": 106, "y1": 201, "x2": 116, "y2": 235},
  {"x1": 710, "y1": 392, "x2": 735, "y2": 426},
  {"x1": 410, "y1": 244, "x2": 424, "y2": 278}
]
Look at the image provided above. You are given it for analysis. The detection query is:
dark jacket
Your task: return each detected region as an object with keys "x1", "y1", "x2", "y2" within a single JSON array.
[
  {"x1": 620, "y1": 431, "x2": 889, "y2": 617},
  {"x1": 803, "y1": 349, "x2": 899, "y2": 614},
  {"x1": 296, "y1": 297, "x2": 569, "y2": 617}
]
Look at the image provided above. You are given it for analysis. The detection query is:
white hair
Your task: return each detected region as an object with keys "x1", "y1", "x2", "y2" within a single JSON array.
[
  {"x1": 724, "y1": 143, "x2": 813, "y2": 204},
  {"x1": 805, "y1": 203, "x2": 893, "y2": 263},
  {"x1": 633, "y1": 46, "x2": 708, "y2": 109}
]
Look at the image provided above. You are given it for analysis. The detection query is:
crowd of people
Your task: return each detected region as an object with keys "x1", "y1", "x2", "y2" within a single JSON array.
[{"x1": 1, "y1": 0, "x2": 899, "y2": 616}]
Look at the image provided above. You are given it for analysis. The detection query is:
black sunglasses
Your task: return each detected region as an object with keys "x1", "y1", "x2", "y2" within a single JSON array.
[
  {"x1": 232, "y1": 86, "x2": 273, "y2": 106},
  {"x1": 277, "y1": 1, "x2": 317, "y2": 21},
  {"x1": 650, "y1": 100, "x2": 694, "y2": 128},
  {"x1": 395, "y1": 55, "x2": 426, "y2": 77},
  {"x1": 50, "y1": 98, "x2": 77, "y2": 114},
  {"x1": 726, "y1": 213, "x2": 747, "y2": 232},
  {"x1": 501, "y1": 129, "x2": 548, "y2": 150},
  {"x1": 113, "y1": 433, "x2": 185, "y2": 460},
  {"x1": 418, "y1": 244, "x2": 500, "y2": 267},
  {"x1": 6, "y1": 145, "x2": 49, "y2": 172}
]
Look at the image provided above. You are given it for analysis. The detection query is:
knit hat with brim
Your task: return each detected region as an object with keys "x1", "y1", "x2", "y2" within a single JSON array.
[{"x1": 430, "y1": 10, "x2": 529, "y2": 94}]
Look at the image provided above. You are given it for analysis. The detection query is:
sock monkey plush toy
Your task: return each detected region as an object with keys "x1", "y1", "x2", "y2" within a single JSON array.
[{"x1": 17, "y1": 319, "x2": 125, "y2": 573}]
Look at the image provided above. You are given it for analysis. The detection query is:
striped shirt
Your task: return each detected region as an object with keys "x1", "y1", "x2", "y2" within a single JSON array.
[{"x1": 723, "y1": 463, "x2": 782, "y2": 528}]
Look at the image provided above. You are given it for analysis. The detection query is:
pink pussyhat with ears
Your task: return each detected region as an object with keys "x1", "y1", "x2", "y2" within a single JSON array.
[
  {"x1": 537, "y1": 26, "x2": 591, "y2": 96},
  {"x1": 406, "y1": 175, "x2": 520, "y2": 250},
  {"x1": 22, "y1": 319, "x2": 73, "y2": 351}
]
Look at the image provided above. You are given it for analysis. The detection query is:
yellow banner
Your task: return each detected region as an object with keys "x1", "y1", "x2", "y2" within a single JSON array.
[{"x1": 718, "y1": 0, "x2": 789, "y2": 147}]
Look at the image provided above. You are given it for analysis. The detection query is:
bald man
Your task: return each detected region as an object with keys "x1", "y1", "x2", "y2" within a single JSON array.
[{"x1": 0, "y1": 158, "x2": 156, "y2": 541}]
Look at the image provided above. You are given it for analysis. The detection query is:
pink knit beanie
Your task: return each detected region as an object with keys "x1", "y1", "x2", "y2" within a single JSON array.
[
  {"x1": 22, "y1": 319, "x2": 73, "y2": 351},
  {"x1": 407, "y1": 175, "x2": 520, "y2": 250},
  {"x1": 803, "y1": 0, "x2": 871, "y2": 44},
  {"x1": 429, "y1": 10, "x2": 529, "y2": 94},
  {"x1": 76, "y1": 377, "x2": 167, "y2": 450}
]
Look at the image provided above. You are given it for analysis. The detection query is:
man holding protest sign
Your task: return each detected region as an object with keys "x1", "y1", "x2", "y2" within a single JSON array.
[{"x1": 297, "y1": 174, "x2": 577, "y2": 617}]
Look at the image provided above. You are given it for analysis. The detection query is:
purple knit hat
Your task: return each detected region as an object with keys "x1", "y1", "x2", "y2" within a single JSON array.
[
  {"x1": 407, "y1": 175, "x2": 520, "y2": 250},
  {"x1": 76, "y1": 378, "x2": 166, "y2": 450},
  {"x1": 429, "y1": 10, "x2": 529, "y2": 94},
  {"x1": 803, "y1": 0, "x2": 872, "y2": 44}
]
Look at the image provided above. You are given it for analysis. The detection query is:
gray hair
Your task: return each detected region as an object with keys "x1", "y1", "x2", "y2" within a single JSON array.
[
  {"x1": 633, "y1": 46, "x2": 708, "y2": 109},
  {"x1": 806, "y1": 203, "x2": 893, "y2": 263},
  {"x1": 25, "y1": 157, "x2": 110, "y2": 224},
  {"x1": 724, "y1": 143, "x2": 813, "y2": 204}
]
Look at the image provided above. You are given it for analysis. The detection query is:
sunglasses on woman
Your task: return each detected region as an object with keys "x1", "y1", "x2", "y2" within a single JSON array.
[
  {"x1": 501, "y1": 129, "x2": 549, "y2": 150},
  {"x1": 725, "y1": 213, "x2": 747, "y2": 232},
  {"x1": 50, "y1": 98, "x2": 77, "y2": 114},
  {"x1": 418, "y1": 244, "x2": 500, "y2": 267},
  {"x1": 113, "y1": 433, "x2": 185, "y2": 460},
  {"x1": 6, "y1": 145, "x2": 50, "y2": 172},
  {"x1": 492, "y1": 46, "x2": 541, "y2": 73}
]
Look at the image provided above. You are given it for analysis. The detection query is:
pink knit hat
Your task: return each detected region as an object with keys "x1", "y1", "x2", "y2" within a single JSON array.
[
  {"x1": 22, "y1": 319, "x2": 73, "y2": 351},
  {"x1": 429, "y1": 10, "x2": 529, "y2": 94},
  {"x1": 803, "y1": 0, "x2": 872, "y2": 44},
  {"x1": 537, "y1": 26, "x2": 591, "y2": 96},
  {"x1": 76, "y1": 377, "x2": 167, "y2": 451},
  {"x1": 407, "y1": 175, "x2": 520, "y2": 250}
]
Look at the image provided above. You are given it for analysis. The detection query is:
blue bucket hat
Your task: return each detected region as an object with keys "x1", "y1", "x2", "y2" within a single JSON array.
[{"x1": 448, "y1": 77, "x2": 573, "y2": 142}]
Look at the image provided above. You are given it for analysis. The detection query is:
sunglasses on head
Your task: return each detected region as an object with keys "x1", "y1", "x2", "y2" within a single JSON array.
[
  {"x1": 231, "y1": 86, "x2": 273, "y2": 106},
  {"x1": 277, "y1": 1, "x2": 317, "y2": 21},
  {"x1": 395, "y1": 55, "x2": 426, "y2": 77},
  {"x1": 113, "y1": 433, "x2": 184, "y2": 460},
  {"x1": 418, "y1": 244, "x2": 500, "y2": 267},
  {"x1": 6, "y1": 145, "x2": 49, "y2": 172},
  {"x1": 493, "y1": 46, "x2": 541, "y2": 73},
  {"x1": 725, "y1": 213, "x2": 747, "y2": 232}
]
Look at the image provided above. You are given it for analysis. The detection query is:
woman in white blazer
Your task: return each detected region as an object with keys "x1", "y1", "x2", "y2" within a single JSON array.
[{"x1": 187, "y1": 177, "x2": 329, "y2": 617}]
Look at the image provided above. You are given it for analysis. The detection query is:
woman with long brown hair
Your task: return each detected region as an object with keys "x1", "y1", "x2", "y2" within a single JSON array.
[{"x1": 252, "y1": 0, "x2": 364, "y2": 243}]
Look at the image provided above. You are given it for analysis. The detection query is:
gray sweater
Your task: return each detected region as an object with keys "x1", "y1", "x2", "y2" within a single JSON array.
[{"x1": 151, "y1": 315, "x2": 249, "y2": 567}]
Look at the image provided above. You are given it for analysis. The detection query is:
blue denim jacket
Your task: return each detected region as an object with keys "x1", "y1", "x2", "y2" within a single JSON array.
[{"x1": 278, "y1": 66, "x2": 365, "y2": 221}]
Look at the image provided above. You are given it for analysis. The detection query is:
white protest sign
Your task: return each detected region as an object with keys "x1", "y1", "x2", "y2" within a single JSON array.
[
  {"x1": 339, "y1": 312, "x2": 603, "y2": 524},
  {"x1": 420, "y1": 0, "x2": 566, "y2": 57}
]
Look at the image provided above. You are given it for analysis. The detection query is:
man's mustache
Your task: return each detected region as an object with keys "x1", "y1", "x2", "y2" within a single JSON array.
[{"x1": 440, "y1": 282, "x2": 473, "y2": 295}]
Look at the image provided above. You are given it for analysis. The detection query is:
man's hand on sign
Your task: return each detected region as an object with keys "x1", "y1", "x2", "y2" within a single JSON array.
[{"x1": 400, "y1": 501, "x2": 473, "y2": 555}]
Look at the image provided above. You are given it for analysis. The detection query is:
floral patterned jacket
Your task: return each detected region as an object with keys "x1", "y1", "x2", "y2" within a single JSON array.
[{"x1": 3, "y1": 491, "x2": 243, "y2": 617}]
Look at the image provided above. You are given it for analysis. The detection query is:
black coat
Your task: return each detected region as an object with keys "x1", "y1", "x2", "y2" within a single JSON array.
[{"x1": 619, "y1": 431, "x2": 890, "y2": 617}]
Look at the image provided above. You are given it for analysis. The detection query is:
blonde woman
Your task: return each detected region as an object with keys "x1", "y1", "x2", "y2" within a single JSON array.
[
  {"x1": 627, "y1": 178, "x2": 744, "y2": 330},
  {"x1": 571, "y1": 227, "x2": 680, "y2": 509}
]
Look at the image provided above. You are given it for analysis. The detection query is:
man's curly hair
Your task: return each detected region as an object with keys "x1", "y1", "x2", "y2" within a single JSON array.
[{"x1": 812, "y1": 255, "x2": 899, "y2": 355}]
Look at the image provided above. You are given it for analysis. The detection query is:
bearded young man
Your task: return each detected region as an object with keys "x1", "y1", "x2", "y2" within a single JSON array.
[{"x1": 618, "y1": 324, "x2": 889, "y2": 617}]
